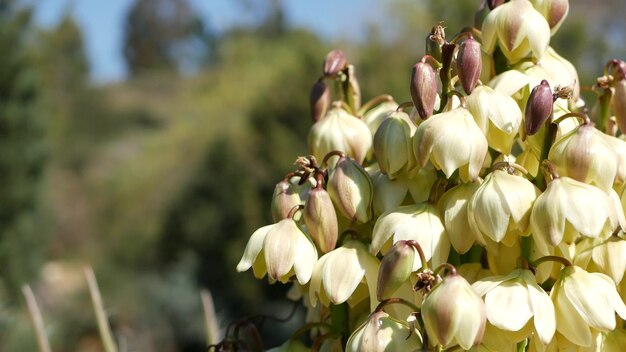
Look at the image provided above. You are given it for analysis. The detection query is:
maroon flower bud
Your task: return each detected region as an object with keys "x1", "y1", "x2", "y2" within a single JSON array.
[
  {"x1": 303, "y1": 186, "x2": 338, "y2": 253},
  {"x1": 411, "y1": 61, "x2": 438, "y2": 120},
  {"x1": 456, "y1": 35, "x2": 482, "y2": 94},
  {"x1": 310, "y1": 79, "x2": 330, "y2": 122},
  {"x1": 323, "y1": 49, "x2": 347, "y2": 76},
  {"x1": 487, "y1": 0, "x2": 505, "y2": 10},
  {"x1": 611, "y1": 60, "x2": 626, "y2": 80},
  {"x1": 544, "y1": 0, "x2": 569, "y2": 31},
  {"x1": 525, "y1": 80, "x2": 553, "y2": 135}
]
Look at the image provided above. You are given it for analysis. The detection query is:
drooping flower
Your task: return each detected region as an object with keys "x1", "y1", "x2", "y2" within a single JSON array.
[
  {"x1": 468, "y1": 169, "x2": 540, "y2": 246},
  {"x1": 327, "y1": 155, "x2": 373, "y2": 223},
  {"x1": 309, "y1": 240, "x2": 380, "y2": 310},
  {"x1": 308, "y1": 106, "x2": 372, "y2": 165},
  {"x1": 482, "y1": 0, "x2": 551, "y2": 63},
  {"x1": 346, "y1": 311, "x2": 423, "y2": 352},
  {"x1": 530, "y1": 176, "x2": 619, "y2": 254},
  {"x1": 472, "y1": 269, "x2": 556, "y2": 345},
  {"x1": 438, "y1": 180, "x2": 483, "y2": 254},
  {"x1": 371, "y1": 203, "x2": 450, "y2": 270},
  {"x1": 413, "y1": 107, "x2": 488, "y2": 182},
  {"x1": 466, "y1": 85, "x2": 522, "y2": 154},
  {"x1": 422, "y1": 272, "x2": 487, "y2": 350},
  {"x1": 236, "y1": 219, "x2": 317, "y2": 284},
  {"x1": 550, "y1": 265, "x2": 626, "y2": 347}
]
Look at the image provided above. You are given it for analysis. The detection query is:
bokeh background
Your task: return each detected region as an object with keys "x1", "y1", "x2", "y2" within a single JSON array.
[{"x1": 1, "y1": 0, "x2": 625, "y2": 350}]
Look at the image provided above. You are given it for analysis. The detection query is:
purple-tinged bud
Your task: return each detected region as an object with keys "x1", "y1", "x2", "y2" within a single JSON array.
[
  {"x1": 377, "y1": 240, "x2": 416, "y2": 300},
  {"x1": 270, "y1": 180, "x2": 301, "y2": 222},
  {"x1": 303, "y1": 186, "x2": 338, "y2": 253},
  {"x1": 612, "y1": 77, "x2": 626, "y2": 134},
  {"x1": 456, "y1": 36, "x2": 482, "y2": 94},
  {"x1": 327, "y1": 156, "x2": 373, "y2": 223},
  {"x1": 411, "y1": 61, "x2": 438, "y2": 120},
  {"x1": 309, "y1": 79, "x2": 330, "y2": 122},
  {"x1": 613, "y1": 60, "x2": 626, "y2": 80},
  {"x1": 524, "y1": 80, "x2": 553, "y2": 135},
  {"x1": 323, "y1": 49, "x2": 346, "y2": 76},
  {"x1": 487, "y1": 0, "x2": 505, "y2": 10}
]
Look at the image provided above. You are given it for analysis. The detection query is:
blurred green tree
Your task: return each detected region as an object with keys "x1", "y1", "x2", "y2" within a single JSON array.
[
  {"x1": 0, "y1": 2, "x2": 48, "y2": 297},
  {"x1": 123, "y1": 0, "x2": 215, "y2": 76}
]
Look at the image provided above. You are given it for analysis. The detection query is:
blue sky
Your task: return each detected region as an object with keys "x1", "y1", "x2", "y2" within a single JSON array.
[{"x1": 33, "y1": 0, "x2": 385, "y2": 84}]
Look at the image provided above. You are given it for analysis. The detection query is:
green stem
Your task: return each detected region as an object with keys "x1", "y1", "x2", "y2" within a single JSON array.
[
  {"x1": 84, "y1": 267, "x2": 118, "y2": 352},
  {"x1": 597, "y1": 89, "x2": 612, "y2": 133},
  {"x1": 330, "y1": 303, "x2": 350, "y2": 347},
  {"x1": 520, "y1": 236, "x2": 533, "y2": 269},
  {"x1": 433, "y1": 263, "x2": 458, "y2": 277},
  {"x1": 437, "y1": 43, "x2": 456, "y2": 113},
  {"x1": 534, "y1": 118, "x2": 557, "y2": 191},
  {"x1": 374, "y1": 297, "x2": 420, "y2": 314},
  {"x1": 22, "y1": 285, "x2": 52, "y2": 352},
  {"x1": 531, "y1": 255, "x2": 572, "y2": 268}
]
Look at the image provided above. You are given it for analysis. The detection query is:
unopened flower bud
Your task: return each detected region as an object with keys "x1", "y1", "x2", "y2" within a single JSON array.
[
  {"x1": 271, "y1": 180, "x2": 301, "y2": 222},
  {"x1": 303, "y1": 186, "x2": 338, "y2": 253},
  {"x1": 612, "y1": 77, "x2": 626, "y2": 134},
  {"x1": 377, "y1": 240, "x2": 416, "y2": 300},
  {"x1": 425, "y1": 24, "x2": 445, "y2": 62},
  {"x1": 346, "y1": 311, "x2": 423, "y2": 351},
  {"x1": 345, "y1": 64, "x2": 362, "y2": 111},
  {"x1": 411, "y1": 61, "x2": 438, "y2": 120},
  {"x1": 525, "y1": 80, "x2": 553, "y2": 136},
  {"x1": 327, "y1": 156, "x2": 373, "y2": 223},
  {"x1": 322, "y1": 49, "x2": 346, "y2": 76},
  {"x1": 487, "y1": 0, "x2": 505, "y2": 10},
  {"x1": 310, "y1": 79, "x2": 330, "y2": 123},
  {"x1": 529, "y1": 0, "x2": 569, "y2": 34},
  {"x1": 422, "y1": 273, "x2": 486, "y2": 350},
  {"x1": 373, "y1": 111, "x2": 416, "y2": 178},
  {"x1": 456, "y1": 35, "x2": 482, "y2": 94}
]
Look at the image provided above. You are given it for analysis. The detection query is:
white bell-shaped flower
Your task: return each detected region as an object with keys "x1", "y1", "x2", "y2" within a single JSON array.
[
  {"x1": 371, "y1": 203, "x2": 450, "y2": 270},
  {"x1": 551, "y1": 265, "x2": 626, "y2": 347},
  {"x1": 309, "y1": 240, "x2": 380, "y2": 310},
  {"x1": 236, "y1": 219, "x2": 318, "y2": 284},
  {"x1": 422, "y1": 273, "x2": 487, "y2": 350},
  {"x1": 549, "y1": 122, "x2": 619, "y2": 192},
  {"x1": 482, "y1": 0, "x2": 551, "y2": 63},
  {"x1": 530, "y1": 176, "x2": 619, "y2": 255},
  {"x1": 468, "y1": 169, "x2": 540, "y2": 246},
  {"x1": 438, "y1": 180, "x2": 483, "y2": 254},
  {"x1": 413, "y1": 107, "x2": 488, "y2": 182},
  {"x1": 472, "y1": 269, "x2": 556, "y2": 345},
  {"x1": 308, "y1": 106, "x2": 372, "y2": 165},
  {"x1": 346, "y1": 311, "x2": 423, "y2": 352},
  {"x1": 466, "y1": 85, "x2": 522, "y2": 154}
]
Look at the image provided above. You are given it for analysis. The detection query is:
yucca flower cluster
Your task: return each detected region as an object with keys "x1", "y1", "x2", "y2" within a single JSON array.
[{"x1": 235, "y1": 0, "x2": 626, "y2": 350}]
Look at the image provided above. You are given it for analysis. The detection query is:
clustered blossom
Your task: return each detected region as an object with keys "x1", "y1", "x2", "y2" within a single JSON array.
[{"x1": 232, "y1": 1, "x2": 626, "y2": 351}]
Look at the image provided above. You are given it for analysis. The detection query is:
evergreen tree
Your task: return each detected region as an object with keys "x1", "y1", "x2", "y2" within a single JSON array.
[{"x1": 0, "y1": 2, "x2": 48, "y2": 297}]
